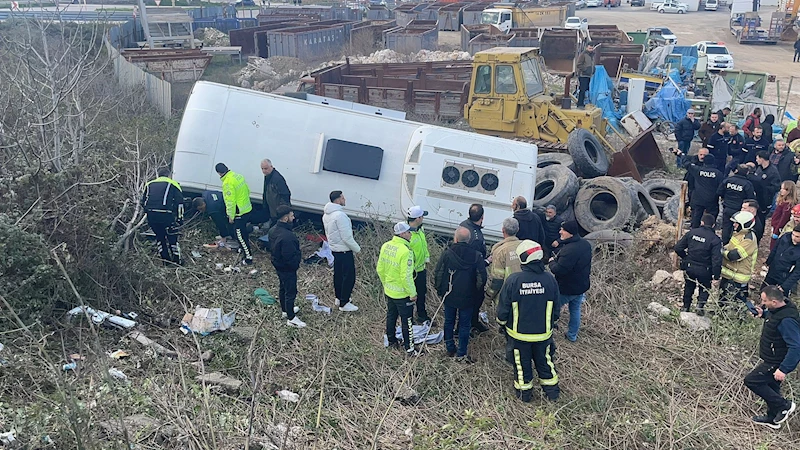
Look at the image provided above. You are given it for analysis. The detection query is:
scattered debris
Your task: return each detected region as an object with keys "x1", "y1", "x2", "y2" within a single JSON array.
[
  {"x1": 237, "y1": 56, "x2": 309, "y2": 92},
  {"x1": 394, "y1": 385, "x2": 420, "y2": 405},
  {"x1": 200, "y1": 350, "x2": 214, "y2": 362},
  {"x1": 180, "y1": 307, "x2": 236, "y2": 335},
  {"x1": 255, "y1": 288, "x2": 277, "y2": 305},
  {"x1": 67, "y1": 306, "x2": 137, "y2": 330},
  {"x1": 672, "y1": 270, "x2": 684, "y2": 282},
  {"x1": 305, "y1": 294, "x2": 331, "y2": 314},
  {"x1": 249, "y1": 268, "x2": 259, "y2": 275},
  {"x1": 108, "y1": 368, "x2": 129, "y2": 383},
  {"x1": 638, "y1": 216, "x2": 678, "y2": 252},
  {"x1": 479, "y1": 311, "x2": 489, "y2": 325},
  {"x1": 0, "y1": 342, "x2": 6, "y2": 366},
  {"x1": 97, "y1": 414, "x2": 177, "y2": 440},
  {"x1": 329, "y1": 49, "x2": 471, "y2": 65},
  {"x1": 255, "y1": 423, "x2": 304, "y2": 450},
  {"x1": 0, "y1": 429, "x2": 17, "y2": 445},
  {"x1": 108, "y1": 350, "x2": 129, "y2": 360},
  {"x1": 276, "y1": 389, "x2": 300, "y2": 403},
  {"x1": 679, "y1": 312, "x2": 712, "y2": 332},
  {"x1": 191, "y1": 250, "x2": 202, "y2": 258},
  {"x1": 215, "y1": 263, "x2": 224, "y2": 270},
  {"x1": 129, "y1": 331, "x2": 179, "y2": 357},
  {"x1": 69, "y1": 353, "x2": 84, "y2": 360},
  {"x1": 63, "y1": 361, "x2": 77, "y2": 371},
  {"x1": 195, "y1": 27, "x2": 230, "y2": 47},
  {"x1": 650, "y1": 270, "x2": 673, "y2": 285},
  {"x1": 647, "y1": 302, "x2": 672, "y2": 317},
  {"x1": 384, "y1": 322, "x2": 444, "y2": 347},
  {"x1": 196, "y1": 372, "x2": 242, "y2": 392}
]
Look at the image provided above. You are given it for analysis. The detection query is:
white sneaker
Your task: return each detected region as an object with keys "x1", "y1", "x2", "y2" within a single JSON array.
[
  {"x1": 281, "y1": 307, "x2": 301, "y2": 319},
  {"x1": 287, "y1": 316, "x2": 306, "y2": 328},
  {"x1": 334, "y1": 298, "x2": 340, "y2": 307},
  {"x1": 339, "y1": 302, "x2": 359, "y2": 312}
]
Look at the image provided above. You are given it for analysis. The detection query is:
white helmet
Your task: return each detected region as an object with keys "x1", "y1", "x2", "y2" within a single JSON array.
[{"x1": 731, "y1": 211, "x2": 756, "y2": 231}]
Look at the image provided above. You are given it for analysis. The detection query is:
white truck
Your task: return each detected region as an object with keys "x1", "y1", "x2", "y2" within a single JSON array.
[{"x1": 171, "y1": 81, "x2": 540, "y2": 239}]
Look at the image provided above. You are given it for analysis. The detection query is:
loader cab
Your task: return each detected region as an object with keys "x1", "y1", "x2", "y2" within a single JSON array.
[{"x1": 466, "y1": 47, "x2": 547, "y2": 134}]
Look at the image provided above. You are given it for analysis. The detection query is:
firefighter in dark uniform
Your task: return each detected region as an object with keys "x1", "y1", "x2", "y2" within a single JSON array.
[
  {"x1": 497, "y1": 240, "x2": 560, "y2": 402},
  {"x1": 685, "y1": 153, "x2": 722, "y2": 229},
  {"x1": 717, "y1": 164, "x2": 756, "y2": 244},
  {"x1": 674, "y1": 213, "x2": 722, "y2": 314},
  {"x1": 140, "y1": 167, "x2": 184, "y2": 264}
]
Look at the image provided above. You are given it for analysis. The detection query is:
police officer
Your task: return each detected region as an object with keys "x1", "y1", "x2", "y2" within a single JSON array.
[
  {"x1": 140, "y1": 167, "x2": 184, "y2": 265},
  {"x1": 750, "y1": 151, "x2": 782, "y2": 225},
  {"x1": 685, "y1": 153, "x2": 721, "y2": 229},
  {"x1": 720, "y1": 211, "x2": 759, "y2": 310},
  {"x1": 706, "y1": 123, "x2": 730, "y2": 173},
  {"x1": 191, "y1": 190, "x2": 232, "y2": 242},
  {"x1": 726, "y1": 124, "x2": 746, "y2": 174},
  {"x1": 744, "y1": 126, "x2": 771, "y2": 165},
  {"x1": 216, "y1": 163, "x2": 254, "y2": 265},
  {"x1": 497, "y1": 240, "x2": 560, "y2": 402},
  {"x1": 376, "y1": 222, "x2": 418, "y2": 356},
  {"x1": 674, "y1": 213, "x2": 722, "y2": 314},
  {"x1": 717, "y1": 165, "x2": 756, "y2": 244},
  {"x1": 407, "y1": 206, "x2": 432, "y2": 324}
]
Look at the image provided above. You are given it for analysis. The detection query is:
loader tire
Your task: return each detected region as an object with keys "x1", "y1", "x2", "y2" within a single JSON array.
[
  {"x1": 568, "y1": 128, "x2": 609, "y2": 178},
  {"x1": 662, "y1": 194, "x2": 681, "y2": 224},
  {"x1": 642, "y1": 179, "x2": 682, "y2": 208},
  {"x1": 537, "y1": 152, "x2": 576, "y2": 172},
  {"x1": 532, "y1": 165, "x2": 579, "y2": 212},
  {"x1": 621, "y1": 179, "x2": 662, "y2": 223},
  {"x1": 574, "y1": 176, "x2": 633, "y2": 232},
  {"x1": 584, "y1": 230, "x2": 634, "y2": 253}
]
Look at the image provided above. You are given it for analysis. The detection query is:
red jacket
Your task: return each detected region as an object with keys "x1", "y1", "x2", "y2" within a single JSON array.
[
  {"x1": 771, "y1": 201, "x2": 794, "y2": 250},
  {"x1": 743, "y1": 114, "x2": 761, "y2": 138}
]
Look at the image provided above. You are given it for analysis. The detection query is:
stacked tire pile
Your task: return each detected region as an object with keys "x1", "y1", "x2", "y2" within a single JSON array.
[{"x1": 533, "y1": 129, "x2": 679, "y2": 247}]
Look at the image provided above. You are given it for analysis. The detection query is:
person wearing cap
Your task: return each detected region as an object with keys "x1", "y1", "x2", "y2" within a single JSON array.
[
  {"x1": 720, "y1": 210, "x2": 759, "y2": 310},
  {"x1": 684, "y1": 151, "x2": 721, "y2": 229},
  {"x1": 376, "y1": 222, "x2": 419, "y2": 356},
  {"x1": 323, "y1": 190, "x2": 361, "y2": 313},
  {"x1": 434, "y1": 227, "x2": 487, "y2": 363},
  {"x1": 268, "y1": 205, "x2": 306, "y2": 328},
  {"x1": 140, "y1": 166, "x2": 184, "y2": 265},
  {"x1": 216, "y1": 163, "x2": 254, "y2": 265},
  {"x1": 459, "y1": 203, "x2": 489, "y2": 334},
  {"x1": 674, "y1": 213, "x2": 722, "y2": 314},
  {"x1": 497, "y1": 240, "x2": 560, "y2": 402},
  {"x1": 548, "y1": 220, "x2": 592, "y2": 342},
  {"x1": 407, "y1": 205, "x2": 432, "y2": 324},
  {"x1": 674, "y1": 109, "x2": 701, "y2": 166},
  {"x1": 717, "y1": 164, "x2": 755, "y2": 244}
]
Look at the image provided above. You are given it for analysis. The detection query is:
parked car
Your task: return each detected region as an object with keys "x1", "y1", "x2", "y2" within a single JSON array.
[
  {"x1": 704, "y1": 0, "x2": 718, "y2": 10},
  {"x1": 647, "y1": 27, "x2": 678, "y2": 45},
  {"x1": 575, "y1": 0, "x2": 587, "y2": 8},
  {"x1": 631, "y1": 0, "x2": 645, "y2": 6},
  {"x1": 234, "y1": 0, "x2": 256, "y2": 6},
  {"x1": 658, "y1": 0, "x2": 688, "y2": 13},
  {"x1": 586, "y1": 0, "x2": 602, "y2": 7},
  {"x1": 695, "y1": 41, "x2": 734, "y2": 71},
  {"x1": 565, "y1": 16, "x2": 589, "y2": 31}
]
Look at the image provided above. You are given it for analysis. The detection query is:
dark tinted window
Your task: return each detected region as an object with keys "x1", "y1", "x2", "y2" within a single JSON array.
[{"x1": 323, "y1": 139, "x2": 384, "y2": 180}]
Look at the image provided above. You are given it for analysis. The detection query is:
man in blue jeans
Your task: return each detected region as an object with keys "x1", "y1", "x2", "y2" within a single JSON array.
[
  {"x1": 434, "y1": 227, "x2": 486, "y2": 363},
  {"x1": 548, "y1": 220, "x2": 592, "y2": 342}
]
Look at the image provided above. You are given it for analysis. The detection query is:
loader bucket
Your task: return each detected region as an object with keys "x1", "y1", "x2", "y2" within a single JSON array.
[{"x1": 607, "y1": 125, "x2": 665, "y2": 182}]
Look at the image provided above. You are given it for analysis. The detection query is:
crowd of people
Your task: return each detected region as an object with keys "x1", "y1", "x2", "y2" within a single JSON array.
[{"x1": 673, "y1": 109, "x2": 800, "y2": 429}]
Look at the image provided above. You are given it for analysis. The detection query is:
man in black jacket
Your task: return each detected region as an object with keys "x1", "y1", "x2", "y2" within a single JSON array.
[
  {"x1": 674, "y1": 213, "x2": 722, "y2": 314},
  {"x1": 726, "y1": 124, "x2": 746, "y2": 174},
  {"x1": 745, "y1": 126, "x2": 772, "y2": 165},
  {"x1": 770, "y1": 140, "x2": 797, "y2": 182},
  {"x1": 706, "y1": 124, "x2": 730, "y2": 173},
  {"x1": 685, "y1": 153, "x2": 721, "y2": 229},
  {"x1": 542, "y1": 205, "x2": 562, "y2": 257},
  {"x1": 192, "y1": 190, "x2": 233, "y2": 242},
  {"x1": 764, "y1": 226, "x2": 800, "y2": 296},
  {"x1": 750, "y1": 151, "x2": 782, "y2": 224},
  {"x1": 698, "y1": 111, "x2": 722, "y2": 148},
  {"x1": 497, "y1": 240, "x2": 560, "y2": 402},
  {"x1": 680, "y1": 147, "x2": 709, "y2": 204},
  {"x1": 718, "y1": 165, "x2": 756, "y2": 244},
  {"x1": 459, "y1": 203, "x2": 489, "y2": 333},
  {"x1": 141, "y1": 167, "x2": 184, "y2": 265},
  {"x1": 674, "y1": 108, "x2": 701, "y2": 166},
  {"x1": 742, "y1": 199, "x2": 766, "y2": 244},
  {"x1": 261, "y1": 159, "x2": 292, "y2": 228},
  {"x1": 435, "y1": 227, "x2": 487, "y2": 363},
  {"x1": 745, "y1": 285, "x2": 799, "y2": 429},
  {"x1": 513, "y1": 196, "x2": 545, "y2": 244},
  {"x1": 268, "y1": 205, "x2": 305, "y2": 329},
  {"x1": 548, "y1": 220, "x2": 592, "y2": 342}
]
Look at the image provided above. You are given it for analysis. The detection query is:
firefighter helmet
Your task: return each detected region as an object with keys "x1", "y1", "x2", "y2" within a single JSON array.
[
  {"x1": 731, "y1": 211, "x2": 756, "y2": 231},
  {"x1": 792, "y1": 204, "x2": 800, "y2": 216}
]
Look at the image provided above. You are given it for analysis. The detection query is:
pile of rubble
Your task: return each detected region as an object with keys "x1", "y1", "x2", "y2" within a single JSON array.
[
  {"x1": 332, "y1": 49, "x2": 471, "y2": 65},
  {"x1": 236, "y1": 56, "x2": 309, "y2": 92},
  {"x1": 195, "y1": 28, "x2": 229, "y2": 47}
]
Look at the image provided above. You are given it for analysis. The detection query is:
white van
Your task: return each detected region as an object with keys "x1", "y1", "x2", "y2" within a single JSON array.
[
  {"x1": 172, "y1": 82, "x2": 540, "y2": 239},
  {"x1": 704, "y1": 0, "x2": 718, "y2": 10}
]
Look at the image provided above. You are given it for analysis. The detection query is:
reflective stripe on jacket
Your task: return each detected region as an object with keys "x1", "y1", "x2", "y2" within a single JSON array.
[
  {"x1": 721, "y1": 230, "x2": 758, "y2": 283},
  {"x1": 409, "y1": 226, "x2": 430, "y2": 273},
  {"x1": 376, "y1": 236, "x2": 416, "y2": 299},
  {"x1": 221, "y1": 171, "x2": 253, "y2": 220}
]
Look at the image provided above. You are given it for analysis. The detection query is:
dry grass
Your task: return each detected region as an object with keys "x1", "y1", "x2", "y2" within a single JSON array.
[{"x1": 1, "y1": 222, "x2": 799, "y2": 449}]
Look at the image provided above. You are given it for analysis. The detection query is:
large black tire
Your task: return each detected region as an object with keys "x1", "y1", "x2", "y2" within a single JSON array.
[
  {"x1": 662, "y1": 193, "x2": 681, "y2": 224},
  {"x1": 537, "y1": 152, "x2": 576, "y2": 172},
  {"x1": 584, "y1": 230, "x2": 634, "y2": 253},
  {"x1": 574, "y1": 176, "x2": 633, "y2": 232},
  {"x1": 568, "y1": 129, "x2": 609, "y2": 178},
  {"x1": 642, "y1": 179, "x2": 682, "y2": 209},
  {"x1": 621, "y1": 179, "x2": 662, "y2": 223},
  {"x1": 532, "y1": 164, "x2": 579, "y2": 212}
]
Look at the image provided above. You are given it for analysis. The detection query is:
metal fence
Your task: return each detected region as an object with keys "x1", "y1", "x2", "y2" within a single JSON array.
[{"x1": 105, "y1": 24, "x2": 172, "y2": 119}]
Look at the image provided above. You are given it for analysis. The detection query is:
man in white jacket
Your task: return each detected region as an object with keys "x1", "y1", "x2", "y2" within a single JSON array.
[{"x1": 323, "y1": 191, "x2": 361, "y2": 312}]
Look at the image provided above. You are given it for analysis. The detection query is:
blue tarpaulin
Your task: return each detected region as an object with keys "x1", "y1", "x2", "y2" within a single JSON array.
[
  {"x1": 671, "y1": 46, "x2": 699, "y2": 72},
  {"x1": 643, "y1": 80, "x2": 692, "y2": 124},
  {"x1": 589, "y1": 65, "x2": 622, "y2": 131}
]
